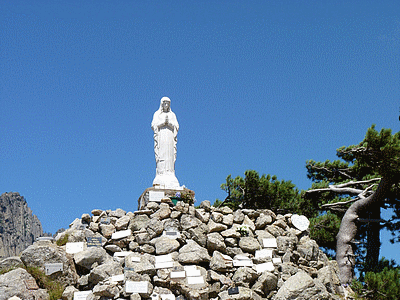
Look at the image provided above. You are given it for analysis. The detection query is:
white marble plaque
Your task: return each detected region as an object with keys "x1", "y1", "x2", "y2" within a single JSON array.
[
  {"x1": 255, "y1": 249, "x2": 273, "y2": 259},
  {"x1": 263, "y1": 238, "x2": 277, "y2": 248},
  {"x1": 125, "y1": 281, "x2": 148, "y2": 293},
  {"x1": 74, "y1": 291, "x2": 92, "y2": 300},
  {"x1": 66, "y1": 242, "x2": 84, "y2": 254},
  {"x1": 112, "y1": 229, "x2": 131, "y2": 240},
  {"x1": 170, "y1": 271, "x2": 186, "y2": 278},
  {"x1": 131, "y1": 256, "x2": 141, "y2": 262},
  {"x1": 184, "y1": 266, "x2": 201, "y2": 277},
  {"x1": 111, "y1": 274, "x2": 125, "y2": 282},
  {"x1": 114, "y1": 251, "x2": 132, "y2": 257},
  {"x1": 273, "y1": 257, "x2": 282, "y2": 264},
  {"x1": 155, "y1": 254, "x2": 173, "y2": 263},
  {"x1": 233, "y1": 259, "x2": 253, "y2": 267},
  {"x1": 255, "y1": 262, "x2": 275, "y2": 273},
  {"x1": 291, "y1": 214, "x2": 310, "y2": 231},
  {"x1": 45, "y1": 263, "x2": 63, "y2": 275},
  {"x1": 149, "y1": 191, "x2": 165, "y2": 202},
  {"x1": 187, "y1": 276, "x2": 204, "y2": 285},
  {"x1": 155, "y1": 261, "x2": 174, "y2": 269},
  {"x1": 161, "y1": 294, "x2": 176, "y2": 300}
]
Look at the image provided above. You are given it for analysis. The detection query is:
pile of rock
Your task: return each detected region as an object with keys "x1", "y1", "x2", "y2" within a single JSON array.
[{"x1": 0, "y1": 200, "x2": 344, "y2": 300}]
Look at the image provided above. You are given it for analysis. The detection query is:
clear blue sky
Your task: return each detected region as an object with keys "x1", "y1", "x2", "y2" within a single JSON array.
[{"x1": 1, "y1": 1, "x2": 399, "y2": 262}]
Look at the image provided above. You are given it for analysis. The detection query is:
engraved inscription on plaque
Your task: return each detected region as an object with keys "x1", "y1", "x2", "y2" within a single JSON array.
[
  {"x1": 87, "y1": 237, "x2": 102, "y2": 247},
  {"x1": 228, "y1": 287, "x2": 239, "y2": 295},
  {"x1": 149, "y1": 191, "x2": 165, "y2": 202},
  {"x1": 24, "y1": 278, "x2": 39, "y2": 290},
  {"x1": 74, "y1": 291, "x2": 92, "y2": 300},
  {"x1": 125, "y1": 281, "x2": 148, "y2": 293}
]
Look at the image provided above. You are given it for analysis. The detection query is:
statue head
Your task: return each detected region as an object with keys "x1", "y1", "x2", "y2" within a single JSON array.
[{"x1": 160, "y1": 97, "x2": 171, "y2": 112}]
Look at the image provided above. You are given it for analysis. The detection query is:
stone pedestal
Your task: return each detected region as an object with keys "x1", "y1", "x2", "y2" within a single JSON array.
[{"x1": 138, "y1": 187, "x2": 195, "y2": 210}]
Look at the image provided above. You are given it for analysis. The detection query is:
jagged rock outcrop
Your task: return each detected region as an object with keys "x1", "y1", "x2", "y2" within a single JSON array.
[
  {"x1": 0, "y1": 192, "x2": 43, "y2": 258},
  {"x1": 0, "y1": 199, "x2": 345, "y2": 300}
]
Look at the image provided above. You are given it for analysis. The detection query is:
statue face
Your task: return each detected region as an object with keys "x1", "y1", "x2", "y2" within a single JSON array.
[{"x1": 162, "y1": 100, "x2": 170, "y2": 112}]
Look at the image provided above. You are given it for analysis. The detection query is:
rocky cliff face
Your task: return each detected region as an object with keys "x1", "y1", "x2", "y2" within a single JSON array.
[{"x1": 0, "y1": 192, "x2": 43, "y2": 258}]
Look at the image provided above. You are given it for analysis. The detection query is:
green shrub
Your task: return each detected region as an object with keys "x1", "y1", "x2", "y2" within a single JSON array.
[
  {"x1": 56, "y1": 234, "x2": 69, "y2": 246},
  {"x1": 26, "y1": 266, "x2": 64, "y2": 300}
]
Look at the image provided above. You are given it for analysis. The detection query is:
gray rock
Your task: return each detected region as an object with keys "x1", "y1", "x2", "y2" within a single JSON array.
[
  {"x1": 125, "y1": 253, "x2": 156, "y2": 276},
  {"x1": 105, "y1": 244, "x2": 122, "y2": 252},
  {"x1": 252, "y1": 271, "x2": 278, "y2": 296},
  {"x1": 207, "y1": 232, "x2": 227, "y2": 253},
  {"x1": 232, "y1": 266, "x2": 258, "y2": 287},
  {"x1": 150, "y1": 203, "x2": 172, "y2": 220},
  {"x1": 297, "y1": 236, "x2": 320, "y2": 261},
  {"x1": 266, "y1": 224, "x2": 285, "y2": 237},
  {"x1": 178, "y1": 240, "x2": 211, "y2": 264},
  {"x1": 211, "y1": 212, "x2": 223, "y2": 223},
  {"x1": 146, "y1": 218, "x2": 164, "y2": 239},
  {"x1": 199, "y1": 200, "x2": 211, "y2": 211},
  {"x1": 255, "y1": 213, "x2": 273, "y2": 229},
  {"x1": 238, "y1": 236, "x2": 261, "y2": 253},
  {"x1": 210, "y1": 251, "x2": 232, "y2": 272},
  {"x1": 208, "y1": 219, "x2": 228, "y2": 232},
  {"x1": 233, "y1": 210, "x2": 245, "y2": 223},
  {"x1": 195, "y1": 209, "x2": 210, "y2": 223},
  {"x1": 20, "y1": 242, "x2": 78, "y2": 286},
  {"x1": 222, "y1": 214, "x2": 234, "y2": 226},
  {"x1": 93, "y1": 282, "x2": 120, "y2": 297},
  {"x1": 154, "y1": 236, "x2": 180, "y2": 254},
  {"x1": 115, "y1": 215, "x2": 131, "y2": 230},
  {"x1": 74, "y1": 247, "x2": 111, "y2": 271},
  {"x1": 188, "y1": 224, "x2": 208, "y2": 247},
  {"x1": 61, "y1": 285, "x2": 79, "y2": 300},
  {"x1": 109, "y1": 208, "x2": 126, "y2": 218},
  {"x1": 91, "y1": 209, "x2": 103, "y2": 216},
  {"x1": 88, "y1": 261, "x2": 123, "y2": 285},
  {"x1": 274, "y1": 271, "x2": 331, "y2": 300},
  {"x1": 99, "y1": 224, "x2": 115, "y2": 238},
  {"x1": 180, "y1": 214, "x2": 202, "y2": 230},
  {"x1": 276, "y1": 236, "x2": 297, "y2": 254},
  {"x1": 129, "y1": 214, "x2": 150, "y2": 232},
  {"x1": 0, "y1": 268, "x2": 49, "y2": 300},
  {"x1": 0, "y1": 256, "x2": 24, "y2": 270}
]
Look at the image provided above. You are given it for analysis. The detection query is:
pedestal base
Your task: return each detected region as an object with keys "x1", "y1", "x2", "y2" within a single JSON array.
[
  {"x1": 152, "y1": 173, "x2": 182, "y2": 190},
  {"x1": 138, "y1": 186, "x2": 195, "y2": 210}
]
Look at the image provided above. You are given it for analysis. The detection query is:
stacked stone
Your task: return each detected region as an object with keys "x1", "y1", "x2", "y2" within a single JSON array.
[{"x1": 2, "y1": 200, "x2": 344, "y2": 300}]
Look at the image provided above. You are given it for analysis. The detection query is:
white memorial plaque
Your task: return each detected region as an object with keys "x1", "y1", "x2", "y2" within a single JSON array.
[
  {"x1": 273, "y1": 257, "x2": 282, "y2": 264},
  {"x1": 111, "y1": 274, "x2": 125, "y2": 282},
  {"x1": 255, "y1": 262, "x2": 275, "y2": 273},
  {"x1": 114, "y1": 251, "x2": 132, "y2": 257},
  {"x1": 45, "y1": 263, "x2": 63, "y2": 275},
  {"x1": 263, "y1": 238, "x2": 277, "y2": 248},
  {"x1": 184, "y1": 266, "x2": 201, "y2": 277},
  {"x1": 161, "y1": 294, "x2": 176, "y2": 300},
  {"x1": 151, "y1": 293, "x2": 160, "y2": 300},
  {"x1": 187, "y1": 276, "x2": 204, "y2": 285},
  {"x1": 149, "y1": 191, "x2": 165, "y2": 202},
  {"x1": 74, "y1": 291, "x2": 92, "y2": 300},
  {"x1": 255, "y1": 249, "x2": 273, "y2": 259},
  {"x1": 155, "y1": 254, "x2": 173, "y2": 263},
  {"x1": 155, "y1": 261, "x2": 174, "y2": 269},
  {"x1": 66, "y1": 242, "x2": 84, "y2": 254},
  {"x1": 291, "y1": 214, "x2": 310, "y2": 231},
  {"x1": 170, "y1": 271, "x2": 186, "y2": 278},
  {"x1": 112, "y1": 229, "x2": 131, "y2": 240},
  {"x1": 233, "y1": 259, "x2": 253, "y2": 267},
  {"x1": 125, "y1": 281, "x2": 148, "y2": 293},
  {"x1": 131, "y1": 256, "x2": 141, "y2": 262}
]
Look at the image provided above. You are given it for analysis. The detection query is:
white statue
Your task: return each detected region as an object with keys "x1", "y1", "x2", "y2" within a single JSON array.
[{"x1": 151, "y1": 97, "x2": 181, "y2": 189}]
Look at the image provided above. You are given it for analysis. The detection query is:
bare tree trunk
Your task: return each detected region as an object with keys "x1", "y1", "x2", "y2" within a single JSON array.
[
  {"x1": 336, "y1": 177, "x2": 391, "y2": 285},
  {"x1": 365, "y1": 207, "x2": 381, "y2": 273}
]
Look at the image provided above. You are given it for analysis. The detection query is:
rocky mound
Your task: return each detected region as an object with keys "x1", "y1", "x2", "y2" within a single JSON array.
[
  {"x1": 0, "y1": 192, "x2": 43, "y2": 258},
  {"x1": 0, "y1": 200, "x2": 345, "y2": 300}
]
